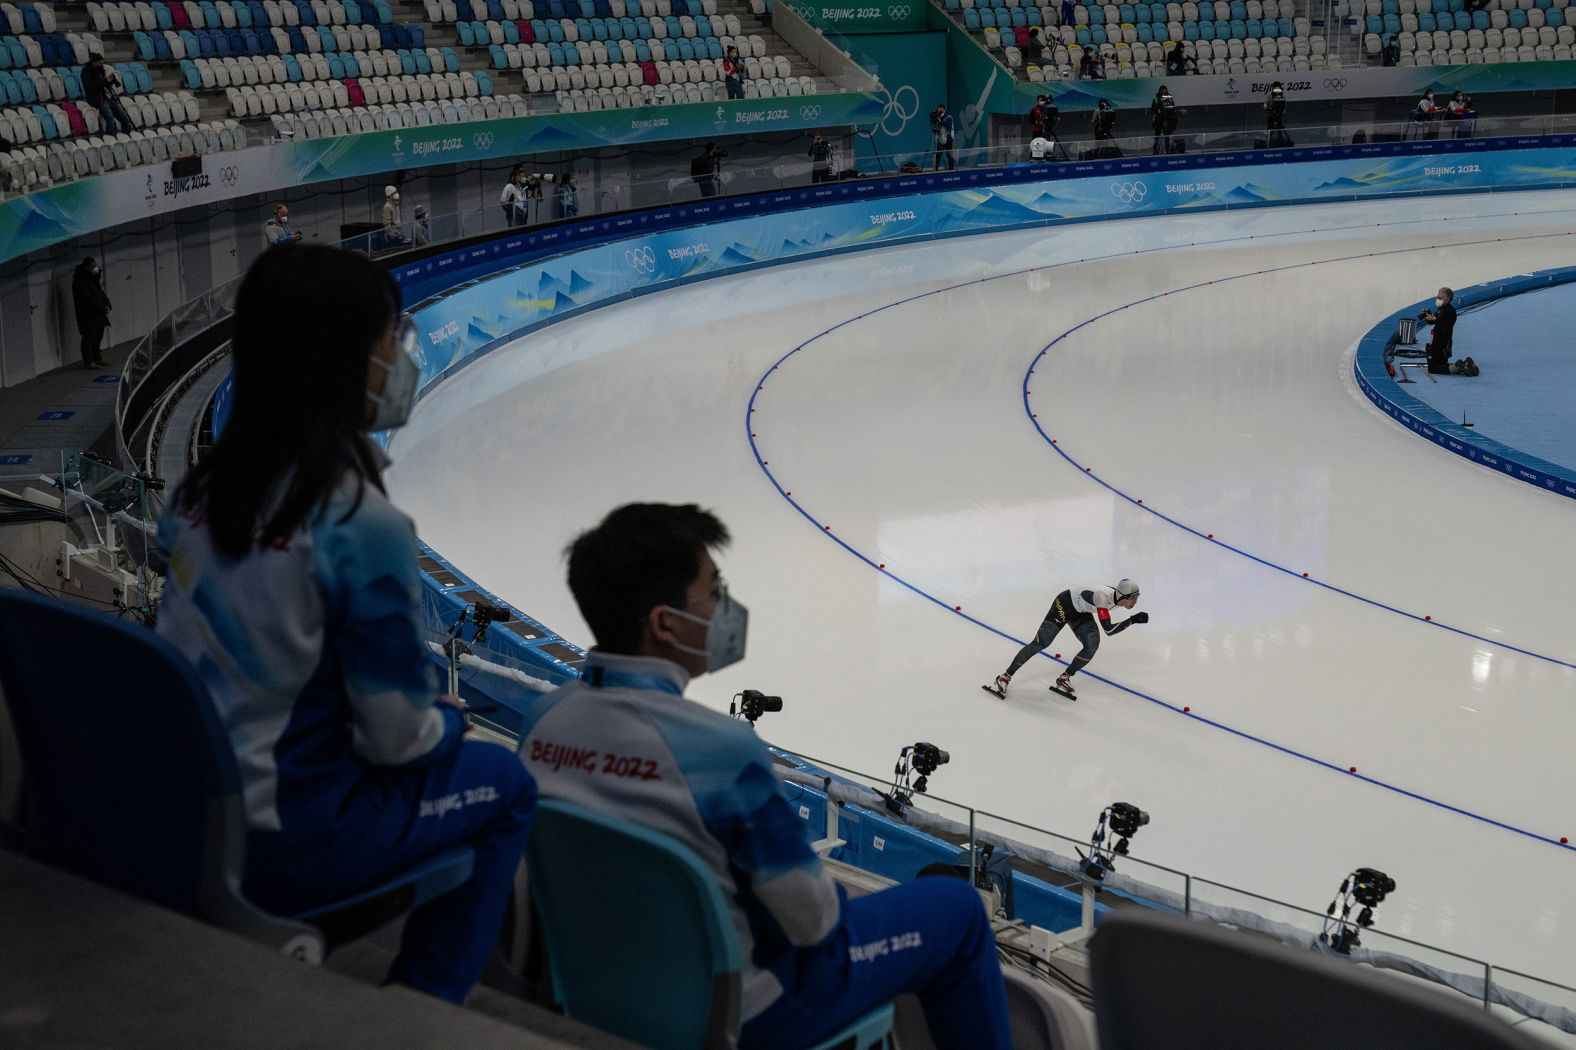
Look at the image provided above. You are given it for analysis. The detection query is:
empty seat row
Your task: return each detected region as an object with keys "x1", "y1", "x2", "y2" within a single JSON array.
[
  {"x1": 516, "y1": 52, "x2": 789, "y2": 88},
  {"x1": 0, "y1": 62, "x2": 149, "y2": 104},
  {"x1": 486, "y1": 34, "x2": 749, "y2": 67},
  {"x1": 427, "y1": 0, "x2": 718, "y2": 18},
  {"x1": 1350, "y1": 0, "x2": 1567, "y2": 13},
  {"x1": 455, "y1": 12, "x2": 741, "y2": 44},
  {"x1": 270, "y1": 93, "x2": 528, "y2": 138},
  {"x1": 1400, "y1": 39, "x2": 1572, "y2": 56},
  {"x1": 133, "y1": 22, "x2": 434, "y2": 58},
  {"x1": 1, "y1": 33, "x2": 105, "y2": 69},
  {"x1": 3, "y1": 89, "x2": 196, "y2": 141},
  {"x1": 1, "y1": 2, "x2": 57, "y2": 35},
  {"x1": 89, "y1": 0, "x2": 392, "y2": 32},
  {"x1": 181, "y1": 48, "x2": 481, "y2": 85},
  {"x1": 1, "y1": 121, "x2": 249, "y2": 192},
  {"x1": 1388, "y1": 20, "x2": 1572, "y2": 46},
  {"x1": 226, "y1": 68, "x2": 489, "y2": 112}
]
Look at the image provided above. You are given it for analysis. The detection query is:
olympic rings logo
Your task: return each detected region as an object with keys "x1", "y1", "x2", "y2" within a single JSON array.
[
  {"x1": 887, "y1": 4, "x2": 911, "y2": 16},
  {"x1": 1110, "y1": 180, "x2": 1148, "y2": 204},
  {"x1": 219, "y1": 165, "x2": 240, "y2": 185},
  {"x1": 877, "y1": 83, "x2": 919, "y2": 137},
  {"x1": 473, "y1": 131, "x2": 495, "y2": 148},
  {"x1": 799, "y1": 104, "x2": 822, "y2": 119},
  {"x1": 1323, "y1": 77, "x2": 1348, "y2": 89},
  {"x1": 625, "y1": 245, "x2": 656, "y2": 273}
]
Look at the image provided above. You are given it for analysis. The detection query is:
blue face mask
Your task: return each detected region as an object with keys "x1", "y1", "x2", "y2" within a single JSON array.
[{"x1": 663, "y1": 586, "x2": 749, "y2": 674}]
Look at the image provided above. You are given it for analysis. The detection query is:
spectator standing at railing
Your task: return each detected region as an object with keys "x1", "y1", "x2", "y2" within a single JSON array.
[
  {"x1": 1029, "y1": 94, "x2": 1051, "y2": 139},
  {"x1": 382, "y1": 185, "x2": 406, "y2": 246},
  {"x1": 1409, "y1": 88, "x2": 1438, "y2": 140},
  {"x1": 517, "y1": 503, "x2": 1012, "y2": 1050},
  {"x1": 264, "y1": 203, "x2": 303, "y2": 248},
  {"x1": 82, "y1": 53, "x2": 135, "y2": 136},
  {"x1": 723, "y1": 45, "x2": 745, "y2": 100},
  {"x1": 156, "y1": 245, "x2": 537, "y2": 1005},
  {"x1": 500, "y1": 168, "x2": 527, "y2": 227},
  {"x1": 1091, "y1": 98, "x2": 1117, "y2": 151},
  {"x1": 412, "y1": 204, "x2": 431, "y2": 246},
  {"x1": 71, "y1": 257, "x2": 111, "y2": 370}
]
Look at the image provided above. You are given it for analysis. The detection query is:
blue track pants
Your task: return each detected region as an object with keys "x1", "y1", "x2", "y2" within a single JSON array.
[
  {"x1": 246, "y1": 738, "x2": 536, "y2": 1003},
  {"x1": 741, "y1": 876, "x2": 1012, "y2": 1050}
]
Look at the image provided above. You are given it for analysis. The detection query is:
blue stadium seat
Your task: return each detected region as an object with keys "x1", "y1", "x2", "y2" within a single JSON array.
[
  {"x1": 1549, "y1": 8, "x2": 1566, "y2": 27},
  {"x1": 457, "y1": 20, "x2": 475, "y2": 43},
  {"x1": 474, "y1": 68, "x2": 491, "y2": 93},
  {"x1": 634, "y1": 37, "x2": 649, "y2": 58},
  {"x1": 0, "y1": 588, "x2": 479, "y2": 974},
  {"x1": 326, "y1": 50, "x2": 344, "y2": 75},
  {"x1": 488, "y1": 41, "x2": 505, "y2": 64},
  {"x1": 180, "y1": 56, "x2": 200, "y2": 85},
  {"x1": 1508, "y1": 7, "x2": 1527, "y2": 26},
  {"x1": 1471, "y1": 9, "x2": 1488, "y2": 27},
  {"x1": 283, "y1": 52, "x2": 301, "y2": 78},
  {"x1": 1183, "y1": 21, "x2": 1198, "y2": 37},
  {"x1": 343, "y1": 51, "x2": 360, "y2": 75}
]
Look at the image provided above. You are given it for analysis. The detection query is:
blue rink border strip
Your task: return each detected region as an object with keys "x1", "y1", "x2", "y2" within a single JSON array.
[
  {"x1": 742, "y1": 242, "x2": 1576, "y2": 856},
  {"x1": 1353, "y1": 266, "x2": 1576, "y2": 504}
]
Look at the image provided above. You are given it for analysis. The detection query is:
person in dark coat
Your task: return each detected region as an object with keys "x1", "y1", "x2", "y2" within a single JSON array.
[
  {"x1": 72, "y1": 257, "x2": 112, "y2": 369},
  {"x1": 1421, "y1": 286, "x2": 1456, "y2": 374},
  {"x1": 82, "y1": 53, "x2": 134, "y2": 135}
]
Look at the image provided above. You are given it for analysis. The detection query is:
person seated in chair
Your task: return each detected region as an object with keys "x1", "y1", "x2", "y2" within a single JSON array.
[
  {"x1": 518, "y1": 503, "x2": 1012, "y2": 1050},
  {"x1": 157, "y1": 246, "x2": 536, "y2": 1004}
]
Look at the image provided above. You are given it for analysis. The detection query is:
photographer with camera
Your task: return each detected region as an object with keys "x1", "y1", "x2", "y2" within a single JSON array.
[
  {"x1": 808, "y1": 132, "x2": 835, "y2": 184},
  {"x1": 691, "y1": 141, "x2": 724, "y2": 198},
  {"x1": 1090, "y1": 98, "x2": 1119, "y2": 157},
  {"x1": 1420, "y1": 286, "x2": 1456, "y2": 374},
  {"x1": 519, "y1": 503, "x2": 1010, "y2": 1050},
  {"x1": 929, "y1": 104, "x2": 956, "y2": 171},
  {"x1": 1265, "y1": 81, "x2": 1292, "y2": 147},
  {"x1": 1149, "y1": 84, "x2": 1179, "y2": 154},
  {"x1": 986, "y1": 579, "x2": 1148, "y2": 700}
]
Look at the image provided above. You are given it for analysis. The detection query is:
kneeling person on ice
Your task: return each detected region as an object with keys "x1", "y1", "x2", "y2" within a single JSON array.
[{"x1": 988, "y1": 578, "x2": 1147, "y2": 699}]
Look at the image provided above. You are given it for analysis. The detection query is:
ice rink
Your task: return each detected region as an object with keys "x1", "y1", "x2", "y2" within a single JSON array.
[{"x1": 387, "y1": 189, "x2": 1576, "y2": 991}]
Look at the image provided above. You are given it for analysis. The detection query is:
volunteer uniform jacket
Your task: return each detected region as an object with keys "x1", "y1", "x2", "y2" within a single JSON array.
[{"x1": 517, "y1": 650, "x2": 841, "y2": 1021}]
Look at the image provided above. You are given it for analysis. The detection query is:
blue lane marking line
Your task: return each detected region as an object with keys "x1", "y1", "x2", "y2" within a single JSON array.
[
  {"x1": 1020, "y1": 232, "x2": 1576, "y2": 674},
  {"x1": 744, "y1": 216, "x2": 1576, "y2": 854}
]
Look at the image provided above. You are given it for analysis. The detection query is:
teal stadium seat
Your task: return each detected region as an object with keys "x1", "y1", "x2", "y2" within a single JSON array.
[{"x1": 527, "y1": 799, "x2": 894, "y2": 1050}]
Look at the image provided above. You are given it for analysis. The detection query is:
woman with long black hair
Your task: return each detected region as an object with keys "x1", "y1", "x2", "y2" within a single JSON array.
[{"x1": 157, "y1": 244, "x2": 536, "y2": 1003}]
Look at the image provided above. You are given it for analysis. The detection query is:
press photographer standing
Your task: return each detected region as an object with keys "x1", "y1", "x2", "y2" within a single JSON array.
[
  {"x1": 691, "y1": 142, "x2": 723, "y2": 198},
  {"x1": 1265, "y1": 81, "x2": 1291, "y2": 147},
  {"x1": 808, "y1": 132, "x2": 834, "y2": 183},
  {"x1": 1421, "y1": 286, "x2": 1456, "y2": 374},
  {"x1": 1149, "y1": 84, "x2": 1178, "y2": 154},
  {"x1": 930, "y1": 104, "x2": 955, "y2": 171}
]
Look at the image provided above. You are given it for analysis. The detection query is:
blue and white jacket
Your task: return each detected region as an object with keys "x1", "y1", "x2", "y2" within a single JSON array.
[
  {"x1": 516, "y1": 650, "x2": 842, "y2": 1020},
  {"x1": 157, "y1": 477, "x2": 463, "y2": 841}
]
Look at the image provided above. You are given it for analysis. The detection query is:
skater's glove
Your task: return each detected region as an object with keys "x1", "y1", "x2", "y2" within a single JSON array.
[{"x1": 1131, "y1": 612, "x2": 1150, "y2": 624}]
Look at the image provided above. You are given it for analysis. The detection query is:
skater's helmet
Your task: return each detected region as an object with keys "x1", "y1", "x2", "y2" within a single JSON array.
[{"x1": 1114, "y1": 578, "x2": 1141, "y2": 601}]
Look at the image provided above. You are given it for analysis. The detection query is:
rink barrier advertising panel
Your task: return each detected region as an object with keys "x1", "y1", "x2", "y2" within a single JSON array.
[
  {"x1": 0, "y1": 89, "x2": 883, "y2": 265},
  {"x1": 1020, "y1": 58, "x2": 1576, "y2": 111},
  {"x1": 1353, "y1": 267, "x2": 1576, "y2": 503},
  {"x1": 398, "y1": 136, "x2": 1576, "y2": 382}
]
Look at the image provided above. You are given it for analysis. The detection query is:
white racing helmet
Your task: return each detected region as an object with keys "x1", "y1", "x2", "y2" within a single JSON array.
[{"x1": 1114, "y1": 578, "x2": 1141, "y2": 601}]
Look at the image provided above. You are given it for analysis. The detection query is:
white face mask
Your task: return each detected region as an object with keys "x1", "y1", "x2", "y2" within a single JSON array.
[
  {"x1": 661, "y1": 585, "x2": 749, "y2": 674},
  {"x1": 366, "y1": 317, "x2": 421, "y2": 432},
  {"x1": 1435, "y1": 297, "x2": 1446, "y2": 308}
]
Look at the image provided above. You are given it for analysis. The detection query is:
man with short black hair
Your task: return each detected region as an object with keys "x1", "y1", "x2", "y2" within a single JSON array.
[
  {"x1": 1382, "y1": 34, "x2": 1400, "y2": 65},
  {"x1": 692, "y1": 142, "x2": 723, "y2": 198},
  {"x1": 519, "y1": 503, "x2": 1012, "y2": 1050}
]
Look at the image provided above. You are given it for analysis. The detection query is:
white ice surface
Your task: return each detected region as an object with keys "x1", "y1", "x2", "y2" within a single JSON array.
[{"x1": 387, "y1": 190, "x2": 1576, "y2": 994}]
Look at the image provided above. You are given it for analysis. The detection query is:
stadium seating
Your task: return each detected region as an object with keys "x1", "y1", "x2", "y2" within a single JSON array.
[
  {"x1": 949, "y1": 0, "x2": 1334, "y2": 80},
  {"x1": 0, "y1": 586, "x2": 479, "y2": 967},
  {"x1": 527, "y1": 797, "x2": 896, "y2": 1050},
  {"x1": 1353, "y1": 0, "x2": 1574, "y2": 66}
]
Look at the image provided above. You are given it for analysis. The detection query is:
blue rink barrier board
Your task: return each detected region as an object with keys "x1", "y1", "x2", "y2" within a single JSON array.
[
  {"x1": 1353, "y1": 267, "x2": 1576, "y2": 504},
  {"x1": 375, "y1": 134, "x2": 1576, "y2": 715}
]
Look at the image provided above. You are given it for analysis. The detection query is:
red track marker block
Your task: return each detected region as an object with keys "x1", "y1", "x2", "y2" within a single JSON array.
[
  {"x1": 1562, "y1": 838, "x2": 1569, "y2": 845},
  {"x1": 1207, "y1": 533, "x2": 1214, "y2": 539},
  {"x1": 1425, "y1": 615, "x2": 1432, "y2": 621},
  {"x1": 878, "y1": 563, "x2": 885, "y2": 569},
  {"x1": 1183, "y1": 706, "x2": 1190, "y2": 713},
  {"x1": 1302, "y1": 572, "x2": 1309, "y2": 578},
  {"x1": 1053, "y1": 653, "x2": 1061, "y2": 659},
  {"x1": 954, "y1": 605, "x2": 961, "y2": 611},
  {"x1": 1349, "y1": 766, "x2": 1358, "y2": 773}
]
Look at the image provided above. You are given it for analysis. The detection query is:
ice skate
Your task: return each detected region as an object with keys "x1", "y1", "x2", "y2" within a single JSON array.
[
  {"x1": 981, "y1": 673, "x2": 1011, "y2": 699},
  {"x1": 1050, "y1": 673, "x2": 1077, "y2": 701}
]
